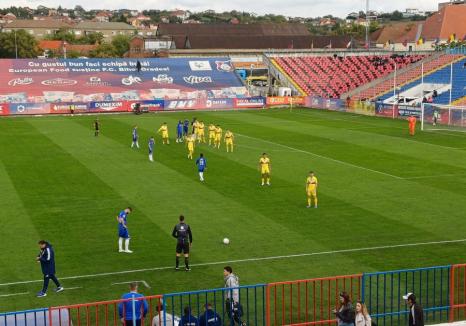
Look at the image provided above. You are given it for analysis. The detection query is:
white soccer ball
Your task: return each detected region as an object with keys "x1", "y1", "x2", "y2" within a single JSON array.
[{"x1": 223, "y1": 238, "x2": 230, "y2": 245}]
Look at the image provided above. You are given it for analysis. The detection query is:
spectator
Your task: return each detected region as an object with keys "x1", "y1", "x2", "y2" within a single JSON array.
[
  {"x1": 355, "y1": 301, "x2": 371, "y2": 326},
  {"x1": 403, "y1": 293, "x2": 424, "y2": 326},
  {"x1": 224, "y1": 266, "x2": 245, "y2": 326},
  {"x1": 180, "y1": 306, "x2": 198, "y2": 326},
  {"x1": 199, "y1": 303, "x2": 221, "y2": 326},
  {"x1": 433, "y1": 90, "x2": 438, "y2": 98},
  {"x1": 118, "y1": 282, "x2": 148, "y2": 326},
  {"x1": 334, "y1": 292, "x2": 355, "y2": 326},
  {"x1": 136, "y1": 60, "x2": 142, "y2": 73},
  {"x1": 152, "y1": 301, "x2": 181, "y2": 326}
]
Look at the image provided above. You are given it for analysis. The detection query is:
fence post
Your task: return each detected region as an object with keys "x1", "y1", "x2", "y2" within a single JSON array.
[
  {"x1": 361, "y1": 273, "x2": 366, "y2": 304},
  {"x1": 265, "y1": 285, "x2": 271, "y2": 326},
  {"x1": 48, "y1": 307, "x2": 53, "y2": 326},
  {"x1": 449, "y1": 265, "x2": 455, "y2": 322}
]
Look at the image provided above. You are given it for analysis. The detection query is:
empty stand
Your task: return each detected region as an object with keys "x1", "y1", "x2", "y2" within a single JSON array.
[{"x1": 272, "y1": 54, "x2": 424, "y2": 98}]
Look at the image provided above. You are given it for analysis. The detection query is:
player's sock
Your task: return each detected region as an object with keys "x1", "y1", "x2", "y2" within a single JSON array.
[
  {"x1": 176, "y1": 256, "x2": 180, "y2": 268},
  {"x1": 124, "y1": 239, "x2": 131, "y2": 252},
  {"x1": 307, "y1": 198, "x2": 311, "y2": 207},
  {"x1": 261, "y1": 178, "x2": 265, "y2": 185},
  {"x1": 185, "y1": 257, "x2": 189, "y2": 269},
  {"x1": 118, "y1": 238, "x2": 123, "y2": 252},
  {"x1": 314, "y1": 198, "x2": 318, "y2": 208},
  {"x1": 136, "y1": 142, "x2": 139, "y2": 148},
  {"x1": 267, "y1": 178, "x2": 271, "y2": 185}
]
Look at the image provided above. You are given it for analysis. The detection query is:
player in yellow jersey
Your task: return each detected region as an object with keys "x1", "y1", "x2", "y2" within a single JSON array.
[
  {"x1": 157, "y1": 122, "x2": 170, "y2": 144},
  {"x1": 197, "y1": 121, "x2": 206, "y2": 143},
  {"x1": 186, "y1": 134, "x2": 195, "y2": 159},
  {"x1": 214, "y1": 125, "x2": 222, "y2": 149},
  {"x1": 208, "y1": 124, "x2": 216, "y2": 146},
  {"x1": 305, "y1": 171, "x2": 318, "y2": 208},
  {"x1": 259, "y1": 153, "x2": 271, "y2": 186},
  {"x1": 224, "y1": 130, "x2": 234, "y2": 153},
  {"x1": 193, "y1": 119, "x2": 199, "y2": 140}
]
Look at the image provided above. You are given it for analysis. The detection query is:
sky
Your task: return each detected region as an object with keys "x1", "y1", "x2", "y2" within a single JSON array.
[{"x1": 0, "y1": 0, "x2": 440, "y2": 18}]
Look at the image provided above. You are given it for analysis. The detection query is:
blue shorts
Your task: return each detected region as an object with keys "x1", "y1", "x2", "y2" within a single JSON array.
[
  {"x1": 119, "y1": 228, "x2": 130, "y2": 239},
  {"x1": 177, "y1": 131, "x2": 183, "y2": 138}
]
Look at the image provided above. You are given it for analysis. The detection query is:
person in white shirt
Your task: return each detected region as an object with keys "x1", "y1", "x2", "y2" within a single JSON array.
[
  {"x1": 151, "y1": 302, "x2": 180, "y2": 326},
  {"x1": 355, "y1": 301, "x2": 371, "y2": 326}
]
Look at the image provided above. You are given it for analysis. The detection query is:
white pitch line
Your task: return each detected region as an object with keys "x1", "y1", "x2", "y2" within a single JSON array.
[
  {"x1": 112, "y1": 280, "x2": 151, "y2": 289},
  {"x1": 0, "y1": 292, "x2": 29, "y2": 297},
  {"x1": 1, "y1": 238, "x2": 465, "y2": 287},
  {"x1": 64, "y1": 287, "x2": 82, "y2": 291},
  {"x1": 236, "y1": 133, "x2": 403, "y2": 180},
  {"x1": 404, "y1": 173, "x2": 466, "y2": 179}
]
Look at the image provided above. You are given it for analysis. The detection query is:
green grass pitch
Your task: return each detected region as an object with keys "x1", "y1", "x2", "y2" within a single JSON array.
[{"x1": 0, "y1": 108, "x2": 466, "y2": 312}]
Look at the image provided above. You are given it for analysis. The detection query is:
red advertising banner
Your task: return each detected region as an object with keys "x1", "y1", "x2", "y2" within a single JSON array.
[{"x1": 0, "y1": 103, "x2": 9, "y2": 115}]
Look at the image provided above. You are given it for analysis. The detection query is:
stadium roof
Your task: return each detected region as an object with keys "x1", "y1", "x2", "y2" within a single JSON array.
[
  {"x1": 157, "y1": 23, "x2": 311, "y2": 37},
  {"x1": 170, "y1": 34, "x2": 352, "y2": 49}
]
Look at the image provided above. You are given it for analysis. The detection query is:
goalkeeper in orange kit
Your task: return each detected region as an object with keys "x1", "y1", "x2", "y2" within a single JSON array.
[{"x1": 407, "y1": 116, "x2": 417, "y2": 136}]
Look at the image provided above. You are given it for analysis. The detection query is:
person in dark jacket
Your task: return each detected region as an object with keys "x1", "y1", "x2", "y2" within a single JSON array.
[
  {"x1": 334, "y1": 292, "x2": 355, "y2": 326},
  {"x1": 36, "y1": 240, "x2": 63, "y2": 297},
  {"x1": 199, "y1": 303, "x2": 221, "y2": 326},
  {"x1": 403, "y1": 293, "x2": 424, "y2": 326},
  {"x1": 180, "y1": 306, "x2": 199, "y2": 326}
]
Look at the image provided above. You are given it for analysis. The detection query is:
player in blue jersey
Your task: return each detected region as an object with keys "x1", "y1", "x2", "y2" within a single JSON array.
[
  {"x1": 131, "y1": 125, "x2": 139, "y2": 149},
  {"x1": 117, "y1": 207, "x2": 133, "y2": 253},
  {"x1": 196, "y1": 153, "x2": 207, "y2": 182},
  {"x1": 176, "y1": 120, "x2": 184, "y2": 143},
  {"x1": 148, "y1": 136, "x2": 155, "y2": 162},
  {"x1": 183, "y1": 119, "x2": 190, "y2": 139}
]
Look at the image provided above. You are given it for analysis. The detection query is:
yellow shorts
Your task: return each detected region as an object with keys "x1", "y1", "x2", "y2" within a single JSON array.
[
  {"x1": 215, "y1": 135, "x2": 221, "y2": 141},
  {"x1": 188, "y1": 145, "x2": 194, "y2": 151},
  {"x1": 307, "y1": 189, "x2": 317, "y2": 197},
  {"x1": 261, "y1": 168, "x2": 270, "y2": 175},
  {"x1": 209, "y1": 133, "x2": 215, "y2": 139},
  {"x1": 162, "y1": 132, "x2": 168, "y2": 138},
  {"x1": 225, "y1": 139, "x2": 233, "y2": 145}
]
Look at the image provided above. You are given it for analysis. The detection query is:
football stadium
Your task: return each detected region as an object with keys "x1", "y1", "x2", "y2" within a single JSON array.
[{"x1": 0, "y1": 1, "x2": 466, "y2": 325}]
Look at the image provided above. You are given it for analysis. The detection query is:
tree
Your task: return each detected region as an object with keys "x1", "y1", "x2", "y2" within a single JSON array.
[
  {"x1": 0, "y1": 30, "x2": 40, "y2": 58},
  {"x1": 89, "y1": 43, "x2": 117, "y2": 58},
  {"x1": 111, "y1": 34, "x2": 131, "y2": 57},
  {"x1": 391, "y1": 10, "x2": 403, "y2": 21},
  {"x1": 81, "y1": 32, "x2": 104, "y2": 45},
  {"x1": 44, "y1": 28, "x2": 76, "y2": 43}
]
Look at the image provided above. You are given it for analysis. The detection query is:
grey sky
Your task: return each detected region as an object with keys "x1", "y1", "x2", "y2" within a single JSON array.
[{"x1": 2, "y1": 0, "x2": 440, "y2": 18}]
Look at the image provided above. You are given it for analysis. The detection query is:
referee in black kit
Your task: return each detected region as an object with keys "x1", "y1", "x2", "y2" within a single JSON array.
[{"x1": 172, "y1": 215, "x2": 193, "y2": 271}]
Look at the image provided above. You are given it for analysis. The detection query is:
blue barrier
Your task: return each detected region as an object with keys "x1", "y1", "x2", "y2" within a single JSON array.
[
  {"x1": 162, "y1": 284, "x2": 267, "y2": 326},
  {"x1": 362, "y1": 265, "x2": 451, "y2": 326},
  {"x1": 0, "y1": 308, "x2": 48, "y2": 326}
]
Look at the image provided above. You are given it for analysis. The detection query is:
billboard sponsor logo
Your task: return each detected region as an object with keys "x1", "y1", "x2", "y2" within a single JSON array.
[
  {"x1": 41, "y1": 78, "x2": 77, "y2": 86},
  {"x1": 121, "y1": 75, "x2": 142, "y2": 86},
  {"x1": 183, "y1": 76, "x2": 212, "y2": 85},
  {"x1": 86, "y1": 76, "x2": 111, "y2": 86},
  {"x1": 8, "y1": 77, "x2": 33, "y2": 86},
  {"x1": 167, "y1": 100, "x2": 196, "y2": 109},
  {"x1": 16, "y1": 105, "x2": 26, "y2": 113},
  {"x1": 94, "y1": 102, "x2": 124, "y2": 111},
  {"x1": 215, "y1": 60, "x2": 233, "y2": 72},
  {"x1": 152, "y1": 74, "x2": 173, "y2": 84},
  {"x1": 52, "y1": 104, "x2": 87, "y2": 111},
  {"x1": 206, "y1": 99, "x2": 228, "y2": 108},
  {"x1": 189, "y1": 60, "x2": 212, "y2": 71}
]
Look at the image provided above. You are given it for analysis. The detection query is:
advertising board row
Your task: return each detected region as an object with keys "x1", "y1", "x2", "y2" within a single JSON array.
[{"x1": 0, "y1": 97, "x2": 268, "y2": 116}]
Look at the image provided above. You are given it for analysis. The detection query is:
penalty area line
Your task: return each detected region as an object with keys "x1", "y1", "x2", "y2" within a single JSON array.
[
  {"x1": 0, "y1": 292, "x2": 30, "y2": 298},
  {"x1": 0, "y1": 238, "x2": 465, "y2": 287}
]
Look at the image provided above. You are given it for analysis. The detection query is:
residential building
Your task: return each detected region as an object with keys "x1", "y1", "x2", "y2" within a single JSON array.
[
  {"x1": 73, "y1": 21, "x2": 136, "y2": 39},
  {"x1": 3, "y1": 19, "x2": 72, "y2": 39}
]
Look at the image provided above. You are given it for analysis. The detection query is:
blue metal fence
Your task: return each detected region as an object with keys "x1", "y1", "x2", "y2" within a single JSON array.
[
  {"x1": 0, "y1": 308, "x2": 48, "y2": 326},
  {"x1": 362, "y1": 265, "x2": 451, "y2": 326},
  {"x1": 162, "y1": 284, "x2": 267, "y2": 326}
]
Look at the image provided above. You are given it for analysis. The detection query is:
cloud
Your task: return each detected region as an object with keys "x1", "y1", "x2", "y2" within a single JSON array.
[{"x1": 10, "y1": 0, "x2": 439, "y2": 17}]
